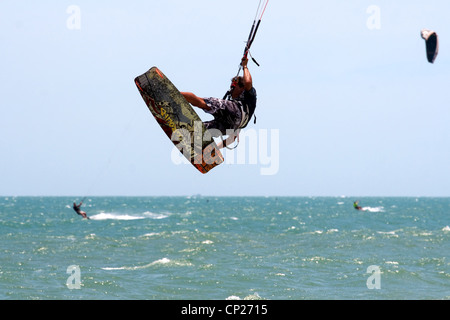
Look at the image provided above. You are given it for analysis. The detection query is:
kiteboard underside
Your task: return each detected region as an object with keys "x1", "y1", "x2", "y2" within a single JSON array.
[{"x1": 135, "y1": 67, "x2": 224, "y2": 174}]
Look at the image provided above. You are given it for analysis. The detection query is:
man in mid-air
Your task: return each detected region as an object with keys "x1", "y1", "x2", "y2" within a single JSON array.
[{"x1": 181, "y1": 57, "x2": 257, "y2": 149}]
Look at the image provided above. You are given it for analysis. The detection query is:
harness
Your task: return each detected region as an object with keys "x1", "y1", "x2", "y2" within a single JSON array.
[
  {"x1": 238, "y1": 103, "x2": 251, "y2": 129},
  {"x1": 216, "y1": 101, "x2": 251, "y2": 151}
]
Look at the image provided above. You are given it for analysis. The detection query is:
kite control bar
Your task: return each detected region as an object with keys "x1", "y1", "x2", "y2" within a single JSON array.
[
  {"x1": 224, "y1": 0, "x2": 269, "y2": 99},
  {"x1": 241, "y1": 0, "x2": 269, "y2": 69}
]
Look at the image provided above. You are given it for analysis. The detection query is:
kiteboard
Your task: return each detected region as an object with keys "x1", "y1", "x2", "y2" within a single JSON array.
[{"x1": 135, "y1": 67, "x2": 224, "y2": 174}]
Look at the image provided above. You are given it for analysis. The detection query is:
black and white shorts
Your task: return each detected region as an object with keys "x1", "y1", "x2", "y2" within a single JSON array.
[{"x1": 202, "y1": 97, "x2": 243, "y2": 136}]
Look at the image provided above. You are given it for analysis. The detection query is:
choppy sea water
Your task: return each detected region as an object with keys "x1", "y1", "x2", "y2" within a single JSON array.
[{"x1": 0, "y1": 196, "x2": 448, "y2": 300}]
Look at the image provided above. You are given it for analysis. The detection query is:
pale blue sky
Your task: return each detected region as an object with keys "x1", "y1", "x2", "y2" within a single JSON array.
[{"x1": 1, "y1": 1, "x2": 449, "y2": 196}]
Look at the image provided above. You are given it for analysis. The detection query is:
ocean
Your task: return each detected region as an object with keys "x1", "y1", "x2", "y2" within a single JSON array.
[{"x1": 0, "y1": 196, "x2": 448, "y2": 300}]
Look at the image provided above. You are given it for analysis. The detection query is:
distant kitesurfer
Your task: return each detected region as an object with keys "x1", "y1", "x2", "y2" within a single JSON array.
[
  {"x1": 353, "y1": 201, "x2": 363, "y2": 211},
  {"x1": 181, "y1": 57, "x2": 257, "y2": 149},
  {"x1": 73, "y1": 201, "x2": 89, "y2": 219}
]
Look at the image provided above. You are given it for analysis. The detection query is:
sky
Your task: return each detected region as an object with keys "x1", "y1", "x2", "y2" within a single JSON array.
[{"x1": 0, "y1": 0, "x2": 449, "y2": 197}]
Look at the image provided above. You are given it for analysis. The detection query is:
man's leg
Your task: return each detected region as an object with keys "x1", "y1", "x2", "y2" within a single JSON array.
[{"x1": 181, "y1": 92, "x2": 211, "y2": 111}]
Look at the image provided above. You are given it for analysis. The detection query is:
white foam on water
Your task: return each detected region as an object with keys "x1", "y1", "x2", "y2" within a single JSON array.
[
  {"x1": 362, "y1": 206, "x2": 385, "y2": 213},
  {"x1": 90, "y1": 213, "x2": 145, "y2": 221},
  {"x1": 226, "y1": 293, "x2": 264, "y2": 300},
  {"x1": 102, "y1": 258, "x2": 192, "y2": 271},
  {"x1": 89, "y1": 211, "x2": 169, "y2": 221},
  {"x1": 142, "y1": 211, "x2": 169, "y2": 220},
  {"x1": 102, "y1": 258, "x2": 172, "y2": 271}
]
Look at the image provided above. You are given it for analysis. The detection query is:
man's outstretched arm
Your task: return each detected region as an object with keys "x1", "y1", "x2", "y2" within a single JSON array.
[{"x1": 181, "y1": 92, "x2": 210, "y2": 111}]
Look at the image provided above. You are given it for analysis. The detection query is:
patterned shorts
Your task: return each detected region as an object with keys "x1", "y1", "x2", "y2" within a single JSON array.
[{"x1": 203, "y1": 97, "x2": 243, "y2": 136}]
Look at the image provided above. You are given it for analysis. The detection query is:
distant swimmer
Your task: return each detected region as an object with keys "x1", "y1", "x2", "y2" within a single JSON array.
[
  {"x1": 73, "y1": 201, "x2": 89, "y2": 219},
  {"x1": 353, "y1": 201, "x2": 363, "y2": 211}
]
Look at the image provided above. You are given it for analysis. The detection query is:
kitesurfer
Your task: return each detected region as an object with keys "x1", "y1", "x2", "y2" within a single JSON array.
[
  {"x1": 353, "y1": 201, "x2": 363, "y2": 211},
  {"x1": 73, "y1": 201, "x2": 89, "y2": 219},
  {"x1": 181, "y1": 57, "x2": 257, "y2": 149}
]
